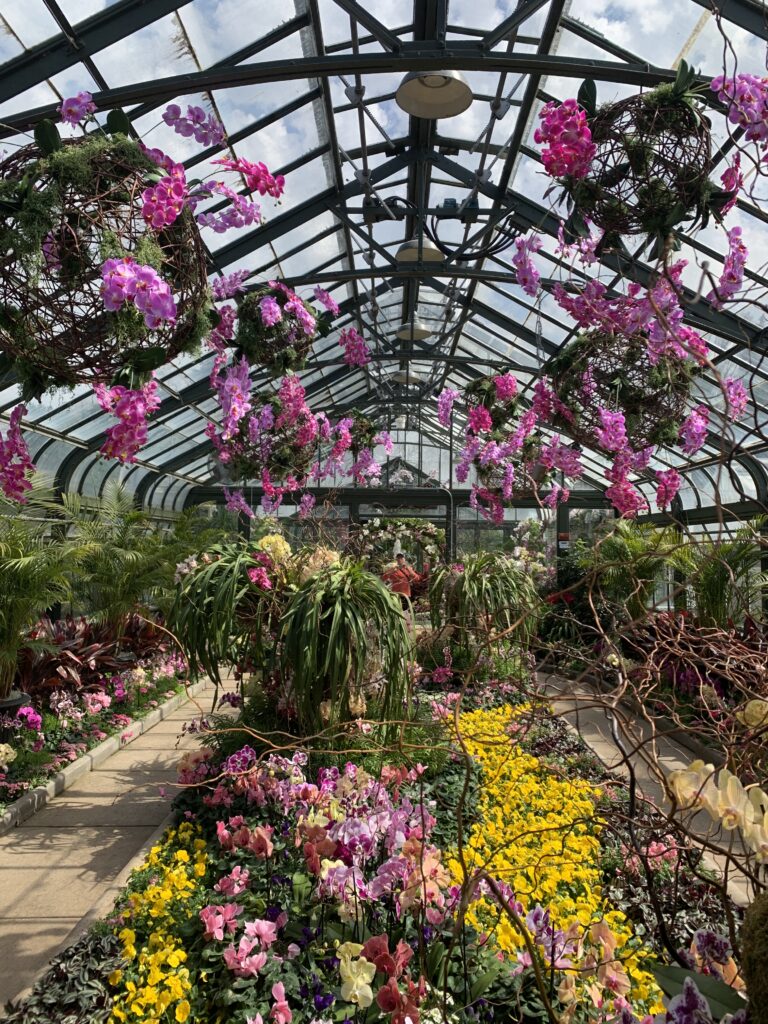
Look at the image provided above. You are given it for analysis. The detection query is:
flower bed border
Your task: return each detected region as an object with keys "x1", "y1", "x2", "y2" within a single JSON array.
[{"x1": 0, "y1": 678, "x2": 208, "y2": 836}]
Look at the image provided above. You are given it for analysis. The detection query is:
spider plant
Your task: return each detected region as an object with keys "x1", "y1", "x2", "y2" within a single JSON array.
[
  {"x1": 669, "y1": 519, "x2": 767, "y2": 626},
  {"x1": 429, "y1": 552, "x2": 538, "y2": 653},
  {"x1": 280, "y1": 560, "x2": 410, "y2": 740},
  {"x1": 168, "y1": 537, "x2": 280, "y2": 685}
]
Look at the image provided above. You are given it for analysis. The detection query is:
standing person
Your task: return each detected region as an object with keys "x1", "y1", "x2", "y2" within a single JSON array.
[{"x1": 383, "y1": 552, "x2": 418, "y2": 610}]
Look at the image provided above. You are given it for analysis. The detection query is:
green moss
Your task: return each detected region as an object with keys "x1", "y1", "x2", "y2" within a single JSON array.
[
  {"x1": 743, "y1": 891, "x2": 768, "y2": 1024},
  {"x1": 133, "y1": 233, "x2": 165, "y2": 271},
  {"x1": 45, "y1": 134, "x2": 151, "y2": 189}
]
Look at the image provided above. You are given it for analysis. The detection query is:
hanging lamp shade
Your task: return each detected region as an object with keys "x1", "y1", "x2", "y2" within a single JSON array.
[
  {"x1": 395, "y1": 318, "x2": 432, "y2": 340},
  {"x1": 395, "y1": 70, "x2": 473, "y2": 119},
  {"x1": 396, "y1": 236, "x2": 445, "y2": 262}
]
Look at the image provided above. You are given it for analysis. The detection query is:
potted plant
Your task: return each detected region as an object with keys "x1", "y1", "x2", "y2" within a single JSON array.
[{"x1": 280, "y1": 560, "x2": 411, "y2": 739}]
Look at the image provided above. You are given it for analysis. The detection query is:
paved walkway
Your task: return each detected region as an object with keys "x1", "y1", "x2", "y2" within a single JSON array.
[
  {"x1": 543, "y1": 672, "x2": 752, "y2": 906},
  {"x1": 0, "y1": 680, "x2": 228, "y2": 1007}
]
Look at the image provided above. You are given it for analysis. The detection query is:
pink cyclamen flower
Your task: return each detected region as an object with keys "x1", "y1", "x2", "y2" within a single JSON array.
[
  {"x1": 655, "y1": 469, "x2": 681, "y2": 510},
  {"x1": 58, "y1": 91, "x2": 96, "y2": 126},
  {"x1": 244, "y1": 918, "x2": 278, "y2": 947},
  {"x1": 270, "y1": 983, "x2": 292, "y2": 1024},
  {"x1": 223, "y1": 937, "x2": 268, "y2": 977},
  {"x1": 215, "y1": 866, "x2": 250, "y2": 896},
  {"x1": 200, "y1": 902, "x2": 242, "y2": 941}
]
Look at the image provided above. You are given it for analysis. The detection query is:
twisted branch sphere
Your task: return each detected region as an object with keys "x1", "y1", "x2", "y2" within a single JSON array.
[
  {"x1": 0, "y1": 138, "x2": 209, "y2": 387},
  {"x1": 574, "y1": 94, "x2": 712, "y2": 236},
  {"x1": 552, "y1": 331, "x2": 692, "y2": 451},
  {"x1": 224, "y1": 411, "x2": 316, "y2": 482}
]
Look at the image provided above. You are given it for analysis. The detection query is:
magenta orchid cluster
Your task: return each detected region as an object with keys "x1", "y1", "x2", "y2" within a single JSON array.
[
  {"x1": 58, "y1": 90, "x2": 96, "y2": 126},
  {"x1": 449, "y1": 374, "x2": 581, "y2": 523},
  {"x1": 100, "y1": 257, "x2": 177, "y2": 329},
  {"x1": 0, "y1": 405, "x2": 34, "y2": 503},
  {"x1": 707, "y1": 226, "x2": 747, "y2": 310},
  {"x1": 212, "y1": 270, "x2": 250, "y2": 301},
  {"x1": 93, "y1": 379, "x2": 162, "y2": 463},
  {"x1": 141, "y1": 162, "x2": 187, "y2": 229},
  {"x1": 313, "y1": 286, "x2": 340, "y2": 317},
  {"x1": 437, "y1": 388, "x2": 460, "y2": 427},
  {"x1": 339, "y1": 327, "x2": 371, "y2": 367},
  {"x1": 212, "y1": 156, "x2": 285, "y2": 199},
  {"x1": 711, "y1": 73, "x2": 768, "y2": 149},
  {"x1": 162, "y1": 103, "x2": 225, "y2": 147},
  {"x1": 534, "y1": 98, "x2": 596, "y2": 179},
  {"x1": 511, "y1": 233, "x2": 544, "y2": 297}
]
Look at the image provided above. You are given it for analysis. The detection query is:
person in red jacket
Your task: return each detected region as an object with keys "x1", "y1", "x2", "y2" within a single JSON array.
[{"x1": 383, "y1": 553, "x2": 419, "y2": 610}]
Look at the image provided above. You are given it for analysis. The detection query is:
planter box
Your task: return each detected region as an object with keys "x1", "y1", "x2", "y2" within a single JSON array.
[{"x1": 0, "y1": 679, "x2": 208, "y2": 836}]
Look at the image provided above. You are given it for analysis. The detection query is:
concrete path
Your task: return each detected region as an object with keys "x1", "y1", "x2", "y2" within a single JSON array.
[
  {"x1": 542, "y1": 672, "x2": 752, "y2": 906},
  {"x1": 0, "y1": 679, "x2": 232, "y2": 1007}
]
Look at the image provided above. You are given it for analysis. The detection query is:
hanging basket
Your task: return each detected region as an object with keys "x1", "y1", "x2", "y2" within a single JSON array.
[
  {"x1": 0, "y1": 136, "x2": 210, "y2": 393},
  {"x1": 465, "y1": 373, "x2": 520, "y2": 433},
  {"x1": 476, "y1": 458, "x2": 550, "y2": 498},
  {"x1": 568, "y1": 89, "x2": 712, "y2": 239},
  {"x1": 550, "y1": 330, "x2": 694, "y2": 451},
  {"x1": 222, "y1": 407, "x2": 317, "y2": 483},
  {"x1": 349, "y1": 412, "x2": 378, "y2": 460},
  {"x1": 234, "y1": 286, "x2": 331, "y2": 376}
]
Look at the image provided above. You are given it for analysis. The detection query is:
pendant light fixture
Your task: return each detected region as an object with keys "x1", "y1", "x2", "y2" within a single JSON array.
[
  {"x1": 396, "y1": 236, "x2": 445, "y2": 262},
  {"x1": 395, "y1": 70, "x2": 473, "y2": 119},
  {"x1": 395, "y1": 318, "x2": 432, "y2": 341}
]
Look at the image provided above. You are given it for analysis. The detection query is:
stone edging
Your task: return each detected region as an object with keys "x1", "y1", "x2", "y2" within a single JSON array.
[{"x1": 0, "y1": 679, "x2": 208, "y2": 836}]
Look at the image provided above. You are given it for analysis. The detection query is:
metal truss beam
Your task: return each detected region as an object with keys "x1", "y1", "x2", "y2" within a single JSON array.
[
  {"x1": 481, "y1": 0, "x2": 552, "y2": 48},
  {"x1": 183, "y1": 484, "x2": 610, "y2": 509},
  {"x1": 0, "y1": 0, "x2": 194, "y2": 104},
  {"x1": 2, "y1": 50, "x2": 689, "y2": 134},
  {"x1": 329, "y1": 0, "x2": 403, "y2": 50},
  {"x1": 688, "y1": 0, "x2": 768, "y2": 39}
]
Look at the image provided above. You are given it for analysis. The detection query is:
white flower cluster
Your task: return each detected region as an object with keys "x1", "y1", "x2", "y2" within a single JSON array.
[
  {"x1": 669, "y1": 759, "x2": 768, "y2": 860},
  {"x1": 174, "y1": 555, "x2": 199, "y2": 584},
  {"x1": 0, "y1": 742, "x2": 16, "y2": 769}
]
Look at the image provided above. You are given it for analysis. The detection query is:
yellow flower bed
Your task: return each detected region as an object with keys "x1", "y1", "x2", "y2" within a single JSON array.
[
  {"x1": 109, "y1": 822, "x2": 209, "y2": 1024},
  {"x1": 447, "y1": 705, "x2": 662, "y2": 1016}
]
